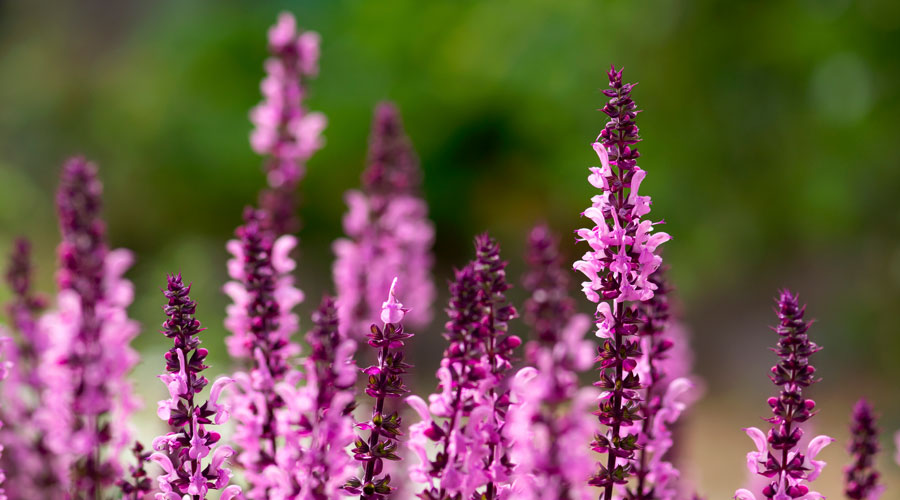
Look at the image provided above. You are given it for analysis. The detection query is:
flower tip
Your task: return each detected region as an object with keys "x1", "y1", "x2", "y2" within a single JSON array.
[{"x1": 380, "y1": 277, "x2": 407, "y2": 324}]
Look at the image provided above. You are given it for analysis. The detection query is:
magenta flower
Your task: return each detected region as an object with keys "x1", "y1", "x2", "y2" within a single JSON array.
[
  {"x1": 733, "y1": 290, "x2": 833, "y2": 500},
  {"x1": 574, "y1": 66, "x2": 669, "y2": 499},
  {"x1": 844, "y1": 399, "x2": 883, "y2": 500},
  {"x1": 250, "y1": 11, "x2": 326, "y2": 234},
  {"x1": 505, "y1": 224, "x2": 597, "y2": 500},
  {"x1": 0, "y1": 238, "x2": 65, "y2": 498},
  {"x1": 0, "y1": 337, "x2": 10, "y2": 500},
  {"x1": 270, "y1": 294, "x2": 358, "y2": 499},
  {"x1": 622, "y1": 269, "x2": 700, "y2": 499},
  {"x1": 150, "y1": 273, "x2": 242, "y2": 500},
  {"x1": 344, "y1": 278, "x2": 414, "y2": 499},
  {"x1": 223, "y1": 208, "x2": 303, "y2": 498},
  {"x1": 35, "y1": 157, "x2": 140, "y2": 498},
  {"x1": 333, "y1": 102, "x2": 435, "y2": 341},
  {"x1": 405, "y1": 234, "x2": 520, "y2": 499},
  {"x1": 116, "y1": 442, "x2": 153, "y2": 500}
]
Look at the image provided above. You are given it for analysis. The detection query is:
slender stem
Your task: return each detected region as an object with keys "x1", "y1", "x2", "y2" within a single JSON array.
[
  {"x1": 603, "y1": 306, "x2": 625, "y2": 500},
  {"x1": 361, "y1": 327, "x2": 391, "y2": 499}
]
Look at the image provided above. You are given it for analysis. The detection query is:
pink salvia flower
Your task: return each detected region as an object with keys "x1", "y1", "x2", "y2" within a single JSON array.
[
  {"x1": 150, "y1": 274, "x2": 241, "y2": 499},
  {"x1": 36, "y1": 157, "x2": 140, "y2": 498},
  {"x1": 405, "y1": 234, "x2": 520, "y2": 499},
  {"x1": 733, "y1": 290, "x2": 832, "y2": 500},
  {"x1": 250, "y1": 11, "x2": 326, "y2": 234},
  {"x1": 333, "y1": 102, "x2": 435, "y2": 341},
  {"x1": 505, "y1": 225, "x2": 597, "y2": 500},
  {"x1": 574, "y1": 67, "x2": 669, "y2": 499},
  {"x1": 270, "y1": 294, "x2": 357, "y2": 499},
  {"x1": 344, "y1": 277, "x2": 414, "y2": 499},
  {"x1": 0, "y1": 238, "x2": 66, "y2": 498},
  {"x1": 844, "y1": 399, "x2": 883, "y2": 500},
  {"x1": 224, "y1": 208, "x2": 303, "y2": 499},
  {"x1": 0, "y1": 337, "x2": 11, "y2": 500},
  {"x1": 622, "y1": 269, "x2": 701, "y2": 499},
  {"x1": 117, "y1": 442, "x2": 153, "y2": 499}
]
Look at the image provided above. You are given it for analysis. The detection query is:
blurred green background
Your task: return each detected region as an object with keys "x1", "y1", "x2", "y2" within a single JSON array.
[{"x1": 2, "y1": 0, "x2": 900, "y2": 497}]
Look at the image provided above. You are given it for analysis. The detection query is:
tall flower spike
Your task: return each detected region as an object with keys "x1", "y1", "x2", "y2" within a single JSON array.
[
  {"x1": 344, "y1": 277, "x2": 414, "y2": 499},
  {"x1": 36, "y1": 157, "x2": 140, "y2": 498},
  {"x1": 733, "y1": 290, "x2": 833, "y2": 500},
  {"x1": 574, "y1": 66, "x2": 670, "y2": 499},
  {"x1": 505, "y1": 224, "x2": 597, "y2": 500},
  {"x1": 624, "y1": 268, "x2": 699, "y2": 499},
  {"x1": 272, "y1": 294, "x2": 358, "y2": 498},
  {"x1": 0, "y1": 238, "x2": 64, "y2": 498},
  {"x1": 250, "y1": 11, "x2": 326, "y2": 234},
  {"x1": 224, "y1": 207, "x2": 303, "y2": 499},
  {"x1": 844, "y1": 399, "x2": 883, "y2": 500},
  {"x1": 333, "y1": 101, "x2": 435, "y2": 341},
  {"x1": 405, "y1": 234, "x2": 520, "y2": 500},
  {"x1": 150, "y1": 274, "x2": 241, "y2": 499}
]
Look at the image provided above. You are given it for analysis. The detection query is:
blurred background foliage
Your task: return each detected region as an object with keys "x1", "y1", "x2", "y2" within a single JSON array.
[{"x1": 1, "y1": 0, "x2": 900, "y2": 497}]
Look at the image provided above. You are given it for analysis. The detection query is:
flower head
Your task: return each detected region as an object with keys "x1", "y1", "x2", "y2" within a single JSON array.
[
  {"x1": 224, "y1": 207, "x2": 303, "y2": 498},
  {"x1": 735, "y1": 290, "x2": 832, "y2": 500},
  {"x1": 35, "y1": 157, "x2": 140, "y2": 496},
  {"x1": 150, "y1": 274, "x2": 241, "y2": 499},
  {"x1": 574, "y1": 66, "x2": 669, "y2": 499},
  {"x1": 251, "y1": 11, "x2": 327, "y2": 234},
  {"x1": 505, "y1": 225, "x2": 597, "y2": 500},
  {"x1": 406, "y1": 234, "x2": 520, "y2": 499},
  {"x1": 344, "y1": 278, "x2": 414, "y2": 499},
  {"x1": 333, "y1": 102, "x2": 435, "y2": 340},
  {"x1": 844, "y1": 399, "x2": 883, "y2": 500}
]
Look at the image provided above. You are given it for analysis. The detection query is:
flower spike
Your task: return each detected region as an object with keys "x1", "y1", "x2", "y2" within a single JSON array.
[
  {"x1": 734, "y1": 290, "x2": 832, "y2": 500},
  {"x1": 574, "y1": 66, "x2": 669, "y2": 499}
]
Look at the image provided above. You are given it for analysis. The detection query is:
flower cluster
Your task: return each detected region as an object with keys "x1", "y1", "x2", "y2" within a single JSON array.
[
  {"x1": 150, "y1": 274, "x2": 242, "y2": 500},
  {"x1": 623, "y1": 268, "x2": 699, "y2": 499},
  {"x1": 117, "y1": 442, "x2": 153, "y2": 500},
  {"x1": 344, "y1": 278, "x2": 413, "y2": 499},
  {"x1": 573, "y1": 66, "x2": 670, "y2": 499},
  {"x1": 333, "y1": 102, "x2": 435, "y2": 340},
  {"x1": 505, "y1": 225, "x2": 597, "y2": 500},
  {"x1": 36, "y1": 157, "x2": 140, "y2": 498},
  {"x1": 2, "y1": 14, "x2": 897, "y2": 499},
  {"x1": 223, "y1": 207, "x2": 303, "y2": 498},
  {"x1": 0, "y1": 238, "x2": 62, "y2": 498},
  {"x1": 250, "y1": 11, "x2": 326, "y2": 234},
  {"x1": 844, "y1": 399, "x2": 883, "y2": 500},
  {"x1": 271, "y1": 294, "x2": 357, "y2": 499},
  {"x1": 0, "y1": 338, "x2": 10, "y2": 500},
  {"x1": 225, "y1": 208, "x2": 303, "y2": 498},
  {"x1": 406, "y1": 234, "x2": 520, "y2": 499},
  {"x1": 734, "y1": 290, "x2": 832, "y2": 500}
]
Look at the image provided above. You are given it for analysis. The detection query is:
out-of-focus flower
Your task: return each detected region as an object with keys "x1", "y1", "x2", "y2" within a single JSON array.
[
  {"x1": 0, "y1": 238, "x2": 65, "y2": 498},
  {"x1": 406, "y1": 235, "x2": 520, "y2": 499},
  {"x1": 505, "y1": 224, "x2": 596, "y2": 500},
  {"x1": 844, "y1": 399, "x2": 883, "y2": 500},
  {"x1": 224, "y1": 208, "x2": 303, "y2": 499},
  {"x1": 36, "y1": 157, "x2": 140, "y2": 498},
  {"x1": 620, "y1": 269, "x2": 701, "y2": 500},
  {"x1": 250, "y1": 11, "x2": 327, "y2": 234},
  {"x1": 333, "y1": 102, "x2": 435, "y2": 341},
  {"x1": 117, "y1": 441, "x2": 153, "y2": 500},
  {"x1": 269, "y1": 294, "x2": 357, "y2": 499}
]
